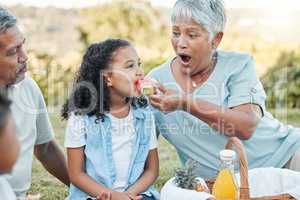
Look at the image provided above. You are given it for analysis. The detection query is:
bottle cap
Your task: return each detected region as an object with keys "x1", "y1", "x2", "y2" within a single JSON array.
[{"x1": 220, "y1": 149, "x2": 236, "y2": 161}]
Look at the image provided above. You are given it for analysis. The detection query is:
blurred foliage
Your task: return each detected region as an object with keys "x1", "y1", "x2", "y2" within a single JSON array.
[
  {"x1": 76, "y1": 0, "x2": 173, "y2": 71},
  {"x1": 27, "y1": 0, "x2": 174, "y2": 107},
  {"x1": 27, "y1": 51, "x2": 76, "y2": 106},
  {"x1": 262, "y1": 50, "x2": 300, "y2": 108},
  {"x1": 19, "y1": 1, "x2": 300, "y2": 108}
]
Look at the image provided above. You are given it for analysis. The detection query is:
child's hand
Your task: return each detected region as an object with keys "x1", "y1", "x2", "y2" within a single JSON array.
[
  {"x1": 110, "y1": 191, "x2": 131, "y2": 200},
  {"x1": 97, "y1": 189, "x2": 112, "y2": 200}
]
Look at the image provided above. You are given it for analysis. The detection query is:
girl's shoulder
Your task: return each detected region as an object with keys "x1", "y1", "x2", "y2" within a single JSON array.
[
  {"x1": 67, "y1": 112, "x2": 86, "y2": 127},
  {"x1": 67, "y1": 112, "x2": 99, "y2": 126}
]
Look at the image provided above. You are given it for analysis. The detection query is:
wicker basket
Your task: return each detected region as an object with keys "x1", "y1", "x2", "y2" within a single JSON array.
[{"x1": 205, "y1": 137, "x2": 295, "y2": 200}]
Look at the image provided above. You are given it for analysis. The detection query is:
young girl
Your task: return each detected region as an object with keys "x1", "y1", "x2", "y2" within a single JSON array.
[{"x1": 62, "y1": 39, "x2": 160, "y2": 200}]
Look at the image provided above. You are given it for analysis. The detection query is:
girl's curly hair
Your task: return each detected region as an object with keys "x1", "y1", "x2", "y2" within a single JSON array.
[
  {"x1": 0, "y1": 88, "x2": 11, "y2": 131},
  {"x1": 61, "y1": 39, "x2": 147, "y2": 121}
]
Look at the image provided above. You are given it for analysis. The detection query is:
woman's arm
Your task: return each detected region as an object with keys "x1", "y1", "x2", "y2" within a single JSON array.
[
  {"x1": 126, "y1": 149, "x2": 159, "y2": 196},
  {"x1": 150, "y1": 86, "x2": 262, "y2": 140},
  {"x1": 184, "y1": 96, "x2": 262, "y2": 140}
]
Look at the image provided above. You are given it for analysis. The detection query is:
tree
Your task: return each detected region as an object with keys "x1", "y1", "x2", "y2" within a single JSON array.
[
  {"x1": 262, "y1": 50, "x2": 300, "y2": 108},
  {"x1": 28, "y1": 51, "x2": 74, "y2": 108}
]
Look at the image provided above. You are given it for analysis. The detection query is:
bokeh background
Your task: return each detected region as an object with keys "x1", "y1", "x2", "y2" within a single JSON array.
[{"x1": 1, "y1": 0, "x2": 300, "y2": 199}]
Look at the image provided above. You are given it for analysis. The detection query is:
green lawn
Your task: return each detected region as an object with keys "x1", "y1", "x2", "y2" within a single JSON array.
[{"x1": 28, "y1": 109, "x2": 300, "y2": 199}]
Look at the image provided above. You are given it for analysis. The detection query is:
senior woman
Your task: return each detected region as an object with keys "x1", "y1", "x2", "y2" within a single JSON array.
[{"x1": 147, "y1": 0, "x2": 300, "y2": 179}]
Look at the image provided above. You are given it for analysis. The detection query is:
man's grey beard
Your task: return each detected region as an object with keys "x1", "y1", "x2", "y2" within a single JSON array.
[{"x1": 12, "y1": 72, "x2": 26, "y2": 85}]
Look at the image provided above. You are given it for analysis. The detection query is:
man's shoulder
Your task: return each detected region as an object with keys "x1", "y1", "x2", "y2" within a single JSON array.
[
  {"x1": 14, "y1": 76, "x2": 40, "y2": 92},
  {"x1": 10, "y1": 76, "x2": 42, "y2": 104}
]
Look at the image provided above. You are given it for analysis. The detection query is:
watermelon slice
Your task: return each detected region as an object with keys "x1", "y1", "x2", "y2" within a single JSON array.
[{"x1": 135, "y1": 79, "x2": 158, "y2": 95}]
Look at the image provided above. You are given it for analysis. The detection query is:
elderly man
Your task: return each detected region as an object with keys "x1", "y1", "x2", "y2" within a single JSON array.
[{"x1": 0, "y1": 7, "x2": 69, "y2": 197}]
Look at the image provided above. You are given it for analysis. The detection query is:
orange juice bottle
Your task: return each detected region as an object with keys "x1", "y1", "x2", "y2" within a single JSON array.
[{"x1": 212, "y1": 150, "x2": 239, "y2": 200}]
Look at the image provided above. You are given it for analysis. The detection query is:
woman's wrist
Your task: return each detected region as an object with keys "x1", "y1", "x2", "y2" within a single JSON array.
[{"x1": 181, "y1": 93, "x2": 192, "y2": 111}]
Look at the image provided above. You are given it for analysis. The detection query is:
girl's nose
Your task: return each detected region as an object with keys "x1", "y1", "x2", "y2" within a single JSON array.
[{"x1": 136, "y1": 68, "x2": 144, "y2": 79}]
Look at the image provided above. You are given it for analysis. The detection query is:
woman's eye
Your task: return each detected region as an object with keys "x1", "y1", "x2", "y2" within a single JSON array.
[
  {"x1": 172, "y1": 32, "x2": 180, "y2": 37},
  {"x1": 189, "y1": 33, "x2": 198, "y2": 38}
]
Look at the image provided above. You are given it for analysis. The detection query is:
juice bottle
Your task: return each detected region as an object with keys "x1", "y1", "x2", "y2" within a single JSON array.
[{"x1": 212, "y1": 150, "x2": 239, "y2": 200}]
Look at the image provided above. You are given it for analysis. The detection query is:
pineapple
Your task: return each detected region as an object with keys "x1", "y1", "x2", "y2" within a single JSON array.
[{"x1": 174, "y1": 159, "x2": 207, "y2": 192}]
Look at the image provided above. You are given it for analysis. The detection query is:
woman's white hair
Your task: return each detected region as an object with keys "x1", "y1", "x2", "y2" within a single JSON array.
[{"x1": 171, "y1": 0, "x2": 226, "y2": 41}]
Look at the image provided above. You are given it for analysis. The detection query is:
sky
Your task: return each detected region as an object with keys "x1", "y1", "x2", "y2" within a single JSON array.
[{"x1": 1, "y1": 0, "x2": 300, "y2": 10}]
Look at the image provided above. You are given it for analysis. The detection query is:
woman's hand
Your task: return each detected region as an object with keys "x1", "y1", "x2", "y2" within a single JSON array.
[
  {"x1": 125, "y1": 192, "x2": 143, "y2": 200},
  {"x1": 149, "y1": 85, "x2": 187, "y2": 113}
]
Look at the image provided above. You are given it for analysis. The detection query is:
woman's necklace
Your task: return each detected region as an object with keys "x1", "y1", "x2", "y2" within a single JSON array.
[
  {"x1": 190, "y1": 54, "x2": 218, "y2": 88},
  {"x1": 191, "y1": 80, "x2": 197, "y2": 88}
]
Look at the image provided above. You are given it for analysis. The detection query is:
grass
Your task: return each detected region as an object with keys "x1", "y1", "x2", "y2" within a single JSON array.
[{"x1": 29, "y1": 109, "x2": 300, "y2": 199}]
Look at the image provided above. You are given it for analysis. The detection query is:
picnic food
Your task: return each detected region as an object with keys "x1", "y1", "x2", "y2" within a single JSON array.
[
  {"x1": 195, "y1": 182, "x2": 206, "y2": 192},
  {"x1": 173, "y1": 159, "x2": 210, "y2": 193},
  {"x1": 135, "y1": 78, "x2": 158, "y2": 95}
]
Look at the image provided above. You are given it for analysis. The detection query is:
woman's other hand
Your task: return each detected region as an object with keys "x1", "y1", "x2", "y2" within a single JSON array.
[{"x1": 125, "y1": 192, "x2": 143, "y2": 200}]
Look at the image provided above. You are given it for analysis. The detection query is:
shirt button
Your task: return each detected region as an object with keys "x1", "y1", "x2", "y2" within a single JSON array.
[{"x1": 251, "y1": 88, "x2": 257, "y2": 93}]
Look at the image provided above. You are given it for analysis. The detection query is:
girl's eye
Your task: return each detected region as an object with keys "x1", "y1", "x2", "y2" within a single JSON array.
[
  {"x1": 127, "y1": 62, "x2": 141, "y2": 69},
  {"x1": 127, "y1": 64, "x2": 137, "y2": 69}
]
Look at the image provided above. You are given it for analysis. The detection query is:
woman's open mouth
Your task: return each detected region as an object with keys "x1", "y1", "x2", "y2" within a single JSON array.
[{"x1": 178, "y1": 54, "x2": 192, "y2": 65}]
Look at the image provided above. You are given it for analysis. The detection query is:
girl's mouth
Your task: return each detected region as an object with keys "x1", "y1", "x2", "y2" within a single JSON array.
[{"x1": 134, "y1": 79, "x2": 142, "y2": 90}]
